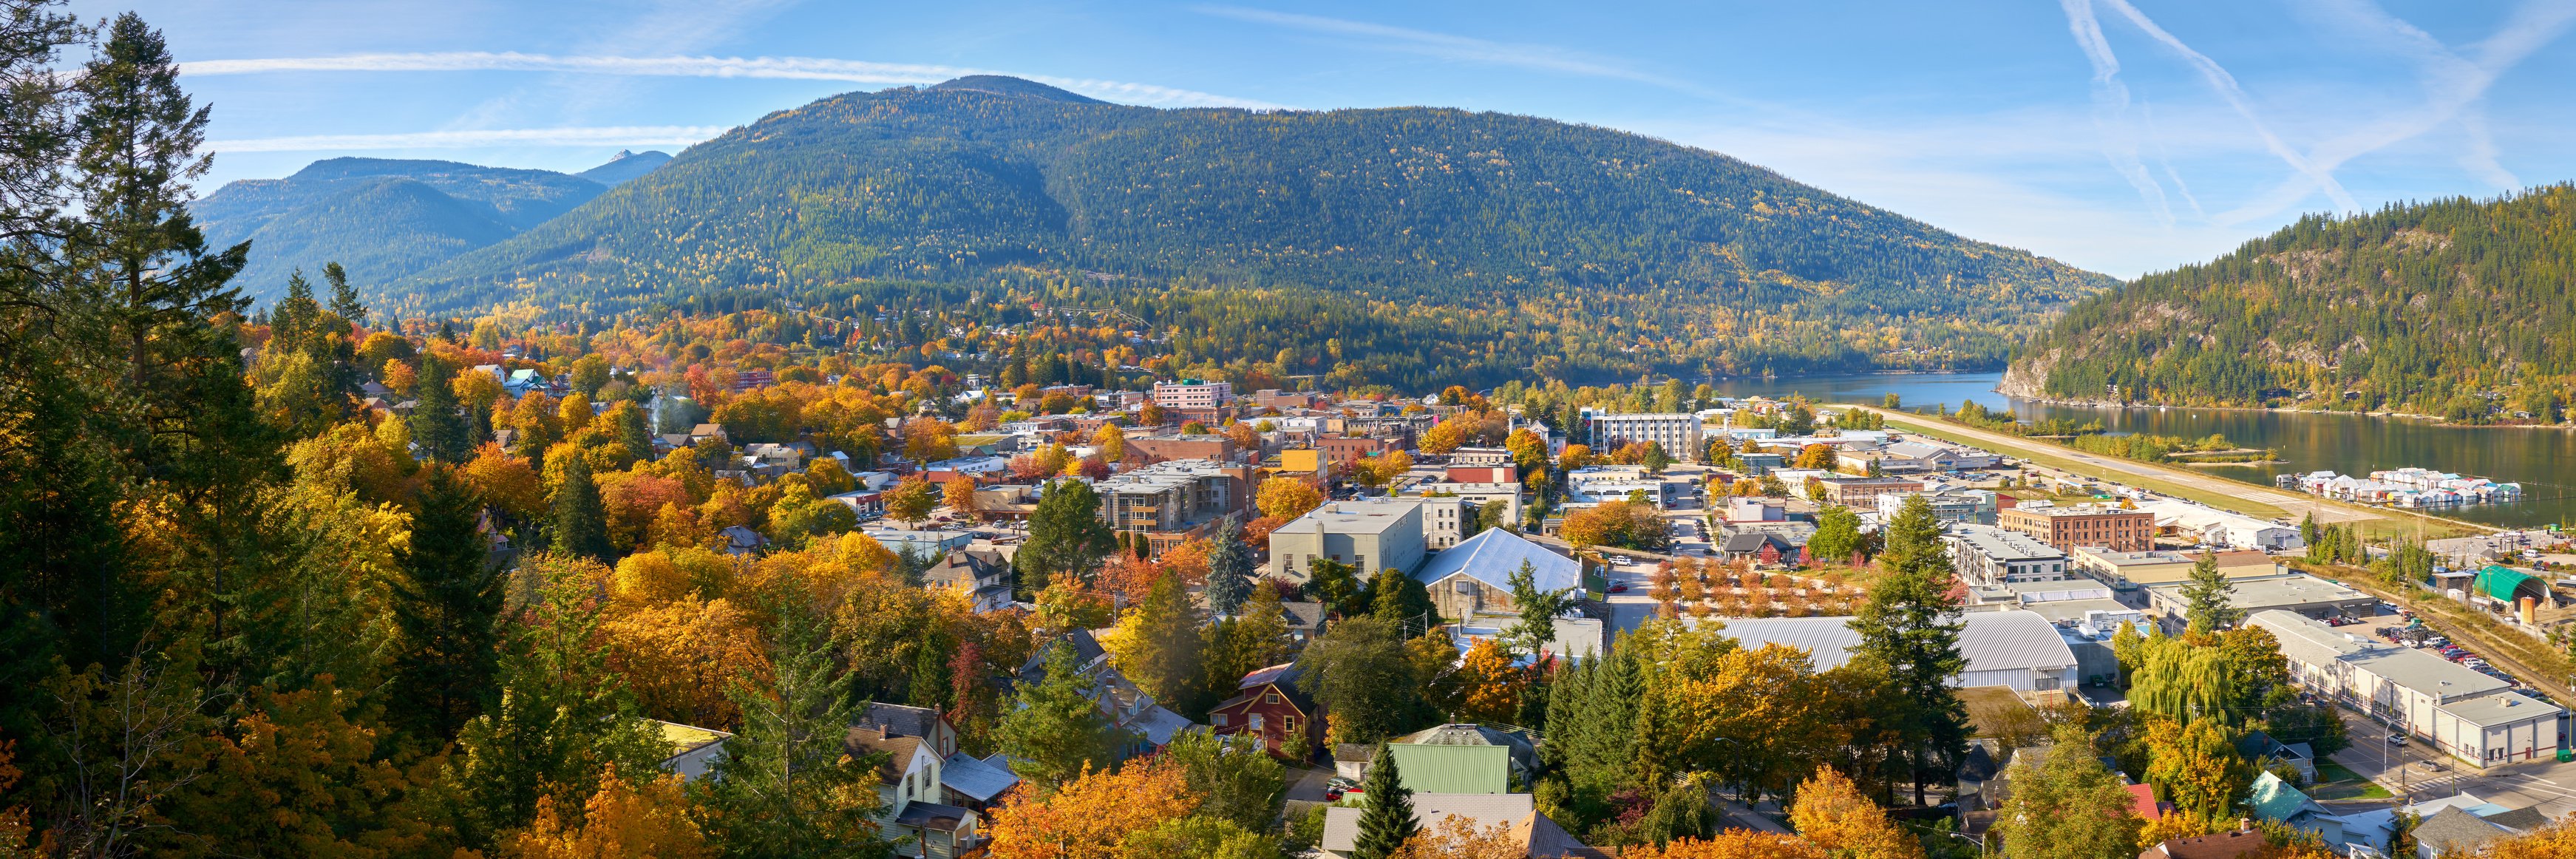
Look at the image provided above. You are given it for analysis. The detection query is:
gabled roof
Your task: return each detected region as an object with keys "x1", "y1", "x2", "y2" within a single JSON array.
[
  {"x1": 2125, "y1": 783, "x2": 2161, "y2": 821},
  {"x1": 1411, "y1": 528, "x2": 1579, "y2": 593},
  {"x1": 2246, "y1": 772, "x2": 2328, "y2": 824},
  {"x1": 856, "y1": 702, "x2": 948, "y2": 743},
  {"x1": 1238, "y1": 662, "x2": 1300, "y2": 690},
  {"x1": 2412, "y1": 808, "x2": 2511, "y2": 857},
  {"x1": 843, "y1": 727, "x2": 929, "y2": 785},
  {"x1": 939, "y1": 752, "x2": 1020, "y2": 804}
]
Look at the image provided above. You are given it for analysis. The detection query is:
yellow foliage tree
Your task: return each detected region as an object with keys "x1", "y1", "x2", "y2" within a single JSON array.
[
  {"x1": 501, "y1": 767, "x2": 713, "y2": 859},
  {"x1": 1452, "y1": 637, "x2": 1529, "y2": 725},
  {"x1": 987, "y1": 760, "x2": 1200, "y2": 859},
  {"x1": 601, "y1": 597, "x2": 770, "y2": 729},
  {"x1": 1621, "y1": 832, "x2": 1829, "y2": 859},
  {"x1": 1394, "y1": 814, "x2": 1526, "y2": 859},
  {"x1": 1788, "y1": 767, "x2": 1922, "y2": 859},
  {"x1": 1256, "y1": 477, "x2": 1325, "y2": 520}
]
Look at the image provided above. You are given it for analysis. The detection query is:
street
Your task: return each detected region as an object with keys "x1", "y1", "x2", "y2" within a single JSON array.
[{"x1": 2328, "y1": 704, "x2": 2576, "y2": 817}]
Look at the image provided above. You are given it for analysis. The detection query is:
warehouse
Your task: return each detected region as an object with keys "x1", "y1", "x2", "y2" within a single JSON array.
[{"x1": 2251, "y1": 611, "x2": 2562, "y2": 765}]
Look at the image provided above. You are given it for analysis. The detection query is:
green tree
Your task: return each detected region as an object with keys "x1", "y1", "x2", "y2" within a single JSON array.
[
  {"x1": 2180, "y1": 552, "x2": 2240, "y2": 634},
  {"x1": 883, "y1": 475, "x2": 937, "y2": 529},
  {"x1": 408, "y1": 353, "x2": 469, "y2": 462},
  {"x1": 1127, "y1": 571, "x2": 1210, "y2": 716},
  {"x1": 1162, "y1": 729, "x2": 1288, "y2": 832},
  {"x1": 390, "y1": 466, "x2": 502, "y2": 741},
  {"x1": 999, "y1": 641, "x2": 1129, "y2": 788},
  {"x1": 1350, "y1": 744, "x2": 1417, "y2": 859},
  {"x1": 1503, "y1": 559, "x2": 1578, "y2": 657},
  {"x1": 1204, "y1": 516, "x2": 1254, "y2": 616},
  {"x1": 697, "y1": 600, "x2": 895, "y2": 859},
  {"x1": 1367, "y1": 566, "x2": 1435, "y2": 628},
  {"x1": 1306, "y1": 557, "x2": 1365, "y2": 618},
  {"x1": 1808, "y1": 505, "x2": 1863, "y2": 565},
  {"x1": 1203, "y1": 584, "x2": 1294, "y2": 707},
  {"x1": 547, "y1": 451, "x2": 613, "y2": 564},
  {"x1": 1014, "y1": 478, "x2": 1115, "y2": 597},
  {"x1": 1296, "y1": 617, "x2": 1420, "y2": 744},
  {"x1": 1848, "y1": 495, "x2": 1969, "y2": 805},
  {"x1": 1996, "y1": 727, "x2": 2141, "y2": 859}
]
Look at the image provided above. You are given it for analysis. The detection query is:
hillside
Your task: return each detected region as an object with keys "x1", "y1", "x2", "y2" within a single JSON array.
[
  {"x1": 396, "y1": 76, "x2": 2114, "y2": 387},
  {"x1": 2003, "y1": 185, "x2": 2576, "y2": 423},
  {"x1": 196, "y1": 157, "x2": 607, "y2": 303},
  {"x1": 576, "y1": 149, "x2": 673, "y2": 186}
]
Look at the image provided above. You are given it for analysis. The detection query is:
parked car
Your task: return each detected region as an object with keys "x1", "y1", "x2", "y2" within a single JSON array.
[
  {"x1": 2386, "y1": 734, "x2": 2410, "y2": 746},
  {"x1": 1608, "y1": 583, "x2": 1629, "y2": 594}
]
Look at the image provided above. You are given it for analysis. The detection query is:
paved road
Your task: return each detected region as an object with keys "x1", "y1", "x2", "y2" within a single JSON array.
[
  {"x1": 1856, "y1": 406, "x2": 2385, "y2": 526},
  {"x1": 2330, "y1": 705, "x2": 2576, "y2": 816}
]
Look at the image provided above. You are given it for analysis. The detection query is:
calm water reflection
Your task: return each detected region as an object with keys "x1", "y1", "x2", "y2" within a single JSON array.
[{"x1": 1701, "y1": 372, "x2": 2576, "y2": 529}]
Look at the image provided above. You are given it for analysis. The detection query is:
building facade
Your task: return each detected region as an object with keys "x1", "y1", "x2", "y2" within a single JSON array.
[
  {"x1": 1583, "y1": 411, "x2": 1705, "y2": 463},
  {"x1": 1152, "y1": 379, "x2": 1233, "y2": 409},
  {"x1": 1093, "y1": 460, "x2": 1254, "y2": 546},
  {"x1": 1271, "y1": 499, "x2": 1427, "y2": 579},
  {"x1": 1999, "y1": 503, "x2": 2157, "y2": 552},
  {"x1": 1945, "y1": 523, "x2": 2070, "y2": 585},
  {"x1": 2252, "y1": 611, "x2": 2562, "y2": 766}
]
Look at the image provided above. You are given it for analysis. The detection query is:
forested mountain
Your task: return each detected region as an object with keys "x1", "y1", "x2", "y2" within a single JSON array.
[
  {"x1": 196, "y1": 157, "x2": 606, "y2": 302},
  {"x1": 576, "y1": 149, "x2": 673, "y2": 186},
  {"x1": 2004, "y1": 186, "x2": 2576, "y2": 423},
  {"x1": 390, "y1": 76, "x2": 2112, "y2": 387}
]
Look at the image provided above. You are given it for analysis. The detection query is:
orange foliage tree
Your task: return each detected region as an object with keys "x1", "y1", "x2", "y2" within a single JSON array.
[
  {"x1": 1621, "y1": 831, "x2": 1829, "y2": 859},
  {"x1": 1788, "y1": 767, "x2": 1922, "y2": 859},
  {"x1": 500, "y1": 767, "x2": 713, "y2": 859},
  {"x1": 986, "y1": 759, "x2": 1201, "y2": 859}
]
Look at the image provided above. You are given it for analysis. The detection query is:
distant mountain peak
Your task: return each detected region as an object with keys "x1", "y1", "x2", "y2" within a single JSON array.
[
  {"x1": 577, "y1": 149, "x2": 673, "y2": 187},
  {"x1": 926, "y1": 75, "x2": 1107, "y2": 104}
]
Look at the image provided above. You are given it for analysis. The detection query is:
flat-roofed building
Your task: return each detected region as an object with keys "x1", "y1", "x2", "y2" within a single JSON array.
[
  {"x1": 1448, "y1": 447, "x2": 1514, "y2": 466},
  {"x1": 1716, "y1": 609, "x2": 2079, "y2": 692},
  {"x1": 1094, "y1": 459, "x2": 1255, "y2": 551},
  {"x1": 1124, "y1": 433, "x2": 1237, "y2": 465},
  {"x1": 1946, "y1": 523, "x2": 2069, "y2": 585},
  {"x1": 1880, "y1": 489, "x2": 1999, "y2": 525},
  {"x1": 1271, "y1": 499, "x2": 1426, "y2": 579},
  {"x1": 1583, "y1": 411, "x2": 1704, "y2": 464},
  {"x1": 2000, "y1": 503, "x2": 2155, "y2": 551},
  {"x1": 1152, "y1": 379, "x2": 1232, "y2": 409},
  {"x1": 1814, "y1": 476, "x2": 1924, "y2": 507},
  {"x1": 2144, "y1": 572, "x2": 2372, "y2": 631},
  {"x1": 2252, "y1": 610, "x2": 2561, "y2": 766},
  {"x1": 1416, "y1": 482, "x2": 1523, "y2": 526},
  {"x1": 1316, "y1": 435, "x2": 1404, "y2": 466}
]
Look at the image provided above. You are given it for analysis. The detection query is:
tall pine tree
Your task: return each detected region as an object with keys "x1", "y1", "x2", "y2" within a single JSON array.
[
  {"x1": 1203, "y1": 515, "x2": 1253, "y2": 616},
  {"x1": 1351, "y1": 744, "x2": 1417, "y2": 859},
  {"x1": 548, "y1": 450, "x2": 612, "y2": 563},
  {"x1": 2180, "y1": 551, "x2": 2240, "y2": 634},
  {"x1": 698, "y1": 600, "x2": 894, "y2": 858},
  {"x1": 1847, "y1": 494, "x2": 1969, "y2": 806},
  {"x1": 390, "y1": 466, "x2": 502, "y2": 741},
  {"x1": 408, "y1": 352, "x2": 468, "y2": 462}
]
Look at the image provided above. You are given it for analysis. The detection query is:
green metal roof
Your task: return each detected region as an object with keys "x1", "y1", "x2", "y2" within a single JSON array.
[
  {"x1": 2246, "y1": 772, "x2": 2325, "y2": 824},
  {"x1": 1383, "y1": 744, "x2": 1511, "y2": 795},
  {"x1": 2472, "y1": 566, "x2": 2546, "y2": 602}
]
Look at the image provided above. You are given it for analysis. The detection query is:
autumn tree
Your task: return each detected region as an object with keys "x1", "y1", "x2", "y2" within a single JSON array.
[
  {"x1": 987, "y1": 756, "x2": 1200, "y2": 859},
  {"x1": 1116, "y1": 571, "x2": 1209, "y2": 716},
  {"x1": 1299, "y1": 617, "x2": 1423, "y2": 744},
  {"x1": 943, "y1": 475, "x2": 982, "y2": 520},
  {"x1": 1452, "y1": 637, "x2": 1527, "y2": 724},
  {"x1": 2141, "y1": 716, "x2": 2252, "y2": 821},
  {"x1": 1257, "y1": 477, "x2": 1325, "y2": 520},
  {"x1": 503, "y1": 767, "x2": 713, "y2": 859},
  {"x1": 1996, "y1": 728, "x2": 2139, "y2": 859},
  {"x1": 885, "y1": 475, "x2": 937, "y2": 528},
  {"x1": 390, "y1": 466, "x2": 503, "y2": 741},
  {"x1": 1789, "y1": 767, "x2": 1921, "y2": 859},
  {"x1": 1160, "y1": 729, "x2": 1288, "y2": 832}
]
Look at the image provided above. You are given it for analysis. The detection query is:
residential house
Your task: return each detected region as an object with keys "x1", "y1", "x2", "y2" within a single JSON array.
[
  {"x1": 648, "y1": 719, "x2": 732, "y2": 782},
  {"x1": 720, "y1": 526, "x2": 766, "y2": 556},
  {"x1": 2410, "y1": 808, "x2": 2512, "y2": 859},
  {"x1": 855, "y1": 702, "x2": 959, "y2": 758},
  {"x1": 2139, "y1": 827, "x2": 2266, "y2": 859},
  {"x1": 1411, "y1": 529, "x2": 1582, "y2": 622},
  {"x1": 1321, "y1": 794, "x2": 1598, "y2": 858},
  {"x1": 2246, "y1": 771, "x2": 2340, "y2": 845},
  {"x1": 845, "y1": 725, "x2": 980, "y2": 859},
  {"x1": 1015, "y1": 628, "x2": 1199, "y2": 758},
  {"x1": 937, "y1": 753, "x2": 1020, "y2": 812},
  {"x1": 1720, "y1": 530, "x2": 1807, "y2": 566},
  {"x1": 1209, "y1": 663, "x2": 1322, "y2": 760},
  {"x1": 922, "y1": 549, "x2": 1015, "y2": 613}
]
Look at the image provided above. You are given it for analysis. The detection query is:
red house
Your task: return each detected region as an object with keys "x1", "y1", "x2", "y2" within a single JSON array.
[{"x1": 1209, "y1": 663, "x2": 1322, "y2": 761}]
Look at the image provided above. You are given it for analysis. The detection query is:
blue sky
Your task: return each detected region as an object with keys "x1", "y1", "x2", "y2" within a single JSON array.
[{"x1": 75, "y1": 0, "x2": 2576, "y2": 278}]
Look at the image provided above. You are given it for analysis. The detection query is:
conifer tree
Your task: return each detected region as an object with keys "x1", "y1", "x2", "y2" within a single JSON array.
[
  {"x1": 997, "y1": 641, "x2": 1128, "y2": 788},
  {"x1": 1013, "y1": 478, "x2": 1115, "y2": 597},
  {"x1": 1351, "y1": 744, "x2": 1417, "y2": 859},
  {"x1": 1849, "y1": 495, "x2": 1969, "y2": 805},
  {"x1": 699, "y1": 600, "x2": 893, "y2": 858},
  {"x1": 1203, "y1": 515, "x2": 1254, "y2": 616},
  {"x1": 548, "y1": 452, "x2": 613, "y2": 563},
  {"x1": 390, "y1": 466, "x2": 503, "y2": 741},
  {"x1": 2180, "y1": 551, "x2": 2240, "y2": 634},
  {"x1": 1126, "y1": 570, "x2": 1209, "y2": 715},
  {"x1": 409, "y1": 353, "x2": 469, "y2": 461}
]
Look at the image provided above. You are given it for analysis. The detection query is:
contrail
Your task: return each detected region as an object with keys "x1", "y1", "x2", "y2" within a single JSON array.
[
  {"x1": 207, "y1": 125, "x2": 733, "y2": 152},
  {"x1": 2095, "y1": 0, "x2": 2362, "y2": 215},
  {"x1": 2059, "y1": 0, "x2": 2173, "y2": 226},
  {"x1": 1194, "y1": 5, "x2": 1746, "y2": 104},
  {"x1": 180, "y1": 52, "x2": 1291, "y2": 110}
]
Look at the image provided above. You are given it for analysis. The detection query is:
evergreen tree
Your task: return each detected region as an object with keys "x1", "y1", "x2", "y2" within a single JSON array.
[
  {"x1": 323, "y1": 260, "x2": 364, "y2": 322},
  {"x1": 1847, "y1": 495, "x2": 1969, "y2": 806},
  {"x1": 1296, "y1": 616, "x2": 1420, "y2": 744},
  {"x1": 2181, "y1": 551, "x2": 2241, "y2": 634},
  {"x1": 409, "y1": 352, "x2": 469, "y2": 461},
  {"x1": 1127, "y1": 570, "x2": 1209, "y2": 716},
  {"x1": 1367, "y1": 566, "x2": 1435, "y2": 630},
  {"x1": 1503, "y1": 559, "x2": 1579, "y2": 658},
  {"x1": 390, "y1": 466, "x2": 503, "y2": 741},
  {"x1": 1306, "y1": 557, "x2": 1365, "y2": 618},
  {"x1": 699, "y1": 600, "x2": 894, "y2": 859},
  {"x1": 548, "y1": 452, "x2": 613, "y2": 563},
  {"x1": 998, "y1": 641, "x2": 1128, "y2": 788},
  {"x1": 1203, "y1": 515, "x2": 1254, "y2": 616},
  {"x1": 1013, "y1": 478, "x2": 1115, "y2": 597},
  {"x1": 1203, "y1": 583, "x2": 1294, "y2": 705},
  {"x1": 1350, "y1": 744, "x2": 1417, "y2": 859}
]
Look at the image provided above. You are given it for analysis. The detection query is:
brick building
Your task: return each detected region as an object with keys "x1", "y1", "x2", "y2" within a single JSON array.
[
  {"x1": 2000, "y1": 503, "x2": 2157, "y2": 552},
  {"x1": 1125, "y1": 433, "x2": 1237, "y2": 465}
]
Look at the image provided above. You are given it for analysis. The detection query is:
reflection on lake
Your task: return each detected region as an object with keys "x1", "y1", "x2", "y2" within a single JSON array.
[{"x1": 1699, "y1": 372, "x2": 2576, "y2": 529}]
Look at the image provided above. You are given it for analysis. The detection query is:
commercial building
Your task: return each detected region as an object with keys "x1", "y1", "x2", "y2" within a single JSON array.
[
  {"x1": 2073, "y1": 547, "x2": 2277, "y2": 591},
  {"x1": 1445, "y1": 465, "x2": 1518, "y2": 483},
  {"x1": 1945, "y1": 523, "x2": 2070, "y2": 585},
  {"x1": 1999, "y1": 503, "x2": 2156, "y2": 552},
  {"x1": 2144, "y1": 573, "x2": 2371, "y2": 631},
  {"x1": 1093, "y1": 459, "x2": 1254, "y2": 550},
  {"x1": 1871, "y1": 440, "x2": 2005, "y2": 472},
  {"x1": 1563, "y1": 467, "x2": 1676, "y2": 509},
  {"x1": 1718, "y1": 609, "x2": 2080, "y2": 692},
  {"x1": 2252, "y1": 610, "x2": 2563, "y2": 766},
  {"x1": 1412, "y1": 529, "x2": 1583, "y2": 622},
  {"x1": 1124, "y1": 433, "x2": 1237, "y2": 465},
  {"x1": 1583, "y1": 410, "x2": 1704, "y2": 464},
  {"x1": 1151, "y1": 378, "x2": 1232, "y2": 409},
  {"x1": 1420, "y1": 495, "x2": 1476, "y2": 550},
  {"x1": 1271, "y1": 499, "x2": 1426, "y2": 579},
  {"x1": 1880, "y1": 489, "x2": 1999, "y2": 525},
  {"x1": 1316, "y1": 434, "x2": 1404, "y2": 466},
  {"x1": 1416, "y1": 483, "x2": 1523, "y2": 526},
  {"x1": 1812, "y1": 476, "x2": 1925, "y2": 508},
  {"x1": 1449, "y1": 447, "x2": 1514, "y2": 466}
]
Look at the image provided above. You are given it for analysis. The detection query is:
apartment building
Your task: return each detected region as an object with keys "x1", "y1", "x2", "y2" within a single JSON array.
[
  {"x1": 1582, "y1": 411, "x2": 1704, "y2": 464},
  {"x1": 1945, "y1": 523, "x2": 2069, "y2": 585},
  {"x1": 1813, "y1": 476, "x2": 1925, "y2": 508},
  {"x1": 1124, "y1": 433, "x2": 1237, "y2": 465},
  {"x1": 1999, "y1": 503, "x2": 2155, "y2": 552},
  {"x1": 1317, "y1": 435, "x2": 1404, "y2": 466},
  {"x1": 1152, "y1": 379, "x2": 1234, "y2": 409},
  {"x1": 1876, "y1": 489, "x2": 1998, "y2": 525},
  {"x1": 1093, "y1": 460, "x2": 1255, "y2": 549}
]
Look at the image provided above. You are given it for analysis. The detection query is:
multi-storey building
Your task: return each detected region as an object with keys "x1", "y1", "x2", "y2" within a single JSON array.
[
  {"x1": 1152, "y1": 379, "x2": 1233, "y2": 409},
  {"x1": 1811, "y1": 476, "x2": 1924, "y2": 508},
  {"x1": 1999, "y1": 503, "x2": 2156, "y2": 552},
  {"x1": 1271, "y1": 499, "x2": 1425, "y2": 579},
  {"x1": 1582, "y1": 411, "x2": 1704, "y2": 463},
  {"x1": 1876, "y1": 489, "x2": 1999, "y2": 525},
  {"x1": 1124, "y1": 433, "x2": 1237, "y2": 465},
  {"x1": 1093, "y1": 459, "x2": 1255, "y2": 551},
  {"x1": 1945, "y1": 523, "x2": 2069, "y2": 585},
  {"x1": 1448, "y1": 447, "x2": 1514, "y2": 466}
]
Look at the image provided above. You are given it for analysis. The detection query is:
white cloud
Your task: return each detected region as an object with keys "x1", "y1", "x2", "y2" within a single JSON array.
[
  {"x1": 179, "y1": 52, "x2": 1289, "y2": 109},
  {"x1": 206, "y1": 125, "x2": 733, "y2": 152},
  {"x1": 1194, "y1": 5, "x2": 1744, "y2": 103}
]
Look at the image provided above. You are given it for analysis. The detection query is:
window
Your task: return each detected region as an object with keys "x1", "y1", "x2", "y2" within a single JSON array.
[
  {"x1": 1265, "y1": 690, "x2": 1281, "y2": 704},
  {"x1": 1250, "y1": 713, "x2": 1265, "y2": 730},
  {"x1": 1212, "y1": 713, "x2": 1228, "y2": 726},
  {"x1": 1285, "y1": 716, "x2": 1300, "y2": 734}
]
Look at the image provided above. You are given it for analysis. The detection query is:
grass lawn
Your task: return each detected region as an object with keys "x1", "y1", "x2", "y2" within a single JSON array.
[
  {"x1": 2310, "y1": 762, "x2": 2393, "y2": 800},
  {"x1": 1869, "y1": 411, "x2": 2291, "y2": 518}
]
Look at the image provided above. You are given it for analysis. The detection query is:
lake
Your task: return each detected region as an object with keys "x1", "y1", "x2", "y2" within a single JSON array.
[{"x1": 1706, "y1": 371, "x2": 2576, "y2": 529}]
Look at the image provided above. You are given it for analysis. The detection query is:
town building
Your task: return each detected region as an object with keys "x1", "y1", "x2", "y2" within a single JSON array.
[
  {"x1": 2070, "y1": 547, "x2": 2200, "y2": 591},
  {"x1": 1946, "y1": 523, "x2": 2070, "y2": 585},
  {"x1": 1719, "y1": 496, "x2": 1787, "y2": 523},
  {"x1": 1316, "y1": 434, "x2": 1404, "y2": 466},
  {"x1": 1209, "y1": 663, "x2": 1322, "y2": 759},
  {"x1": 2144, "y1": 572, "x2": 2371, "y2": 632},
  {"x1": 921, "y1": 549, "x2": 1015, "y2": 614},
  {"x1": 1812, "y1": 476, "x2": 1926, "y2": 507},
  {"x1": 1870, "y1": 440, "x2": 2005, "y2": 472},
  {"x1": 1271, "y1": 499, "x2": 1427, "y2": 579},
  {"x1": 1124, "y1": 433, "x2": 1237, "y2": 465},
  {"x1": 1151, "y1": 378, "x2": 1232, "y2": 409},
  {"x1": 1719, "y1": 610, "x2": 2080, "y2": 692},
  {"x1": 2251, "y1": 610, "x2": 2563, "y2": 766},
  {"x1": 845, "y1": 724, "x2": 980, "y2": 859},
  {"x1": 1449, "y1": 447, "x2": 1514, "y2": 466},
  {"x1": 1582, "y1": 410, "x2": 1704, "y2": 463},
  {"x1": 2000, "y1": 503, "x2": 2156, "y2": 552},
  {"x1": 1412, "y1": 528, "x2": 1583, "y2": 622},
  {"x1": 1416, "y1": 482, "x2": 1523, "y2": 526},
  {"x1": 1880, "y1": 489, "x2": 1999, "y2": 525},
  {"x1": 1444, "y1": 464, "x2": 1518, "y2": 483},
  {"x1": 1563, "y1": 467, "x2": 1676, "y2": 509},
  {"x1": 1092, "y1": 459, "x2": 1255, "y2": 551}
]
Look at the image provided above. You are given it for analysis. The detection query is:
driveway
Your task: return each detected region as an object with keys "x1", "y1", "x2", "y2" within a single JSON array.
[{"x1": 1284, "y1": 764, "x2": 1337, "y2": 804}]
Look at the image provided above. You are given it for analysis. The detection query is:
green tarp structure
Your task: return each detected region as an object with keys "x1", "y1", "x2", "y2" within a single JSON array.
[
  {"x1": 1382, "y1": 743, "x2": 1511, "y2": 795},
  {"x1": 2472, "y1": 566, "x2": 2546, "y2": 603}
]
